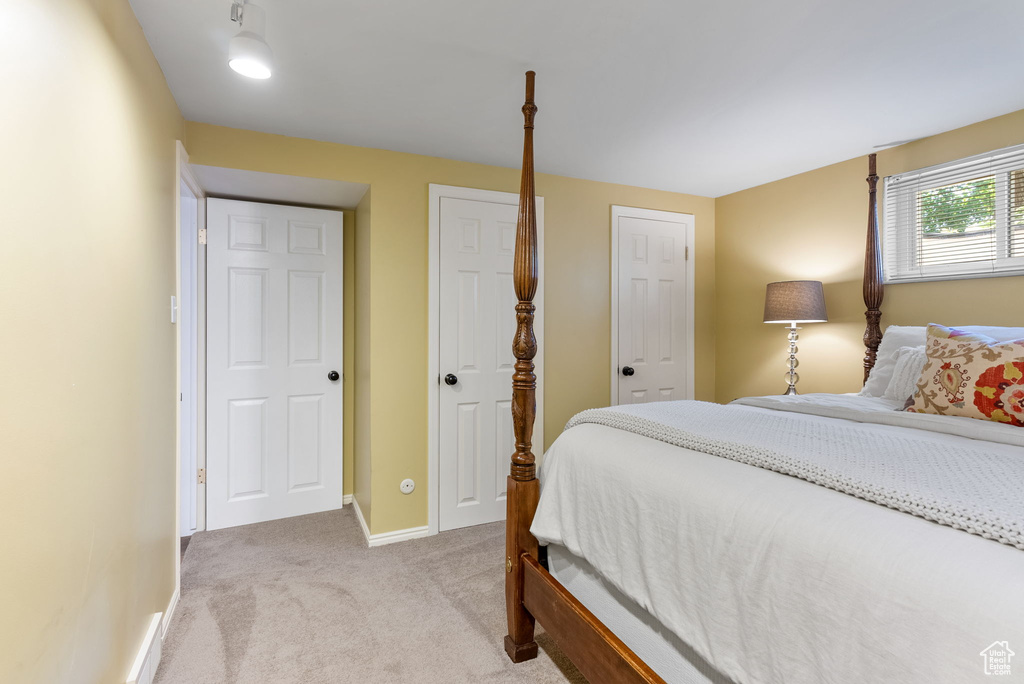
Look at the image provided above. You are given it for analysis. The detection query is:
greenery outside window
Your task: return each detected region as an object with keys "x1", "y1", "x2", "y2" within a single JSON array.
[{"x1": 883, "y1": 143, "x2": 1024, "y2": 283}]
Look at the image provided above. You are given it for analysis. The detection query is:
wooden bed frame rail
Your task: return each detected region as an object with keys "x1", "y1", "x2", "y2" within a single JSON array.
[{"x1": 503, "y1": 72, "x2": 884, "y2": 682}]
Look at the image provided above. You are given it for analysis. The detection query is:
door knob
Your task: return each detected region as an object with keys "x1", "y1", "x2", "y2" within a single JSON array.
[
  {"x1": 621, "y1": 366, "x2": 635, "y2": 377},
  {"x1": 444, "y1": 373, "x2": 458, "y2": 386},
  {"x1": 328, "y1": 370, "x2": 340, "y2": 382}
]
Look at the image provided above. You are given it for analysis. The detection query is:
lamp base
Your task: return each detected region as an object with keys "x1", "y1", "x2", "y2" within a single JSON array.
[{"x1": 782, "y1": 324, "x2": 800, "y2": 396}]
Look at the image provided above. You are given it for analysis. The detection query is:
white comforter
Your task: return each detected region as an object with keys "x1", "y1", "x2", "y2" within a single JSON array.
[{"x1": 531, "y1": 395, "x2": 1024, "y2": 684}]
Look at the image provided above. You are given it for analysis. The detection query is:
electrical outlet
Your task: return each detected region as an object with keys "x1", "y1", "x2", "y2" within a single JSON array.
[{"x1": 399, "y1": 479, "x2": 415, "y2": 495}]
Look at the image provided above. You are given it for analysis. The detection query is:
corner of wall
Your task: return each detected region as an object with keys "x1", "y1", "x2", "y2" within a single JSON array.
[
  {"x1": 353, "y1": 189, "x2": 373, "y2": 524},
  {"x1": 342, "y1": 209, "x2": 356, "y2": 498}
]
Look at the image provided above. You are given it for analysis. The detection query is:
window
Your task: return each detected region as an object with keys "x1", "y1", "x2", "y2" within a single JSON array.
[{"x1": 883, "y1": 143, "x2": 1024, "y2": 283}]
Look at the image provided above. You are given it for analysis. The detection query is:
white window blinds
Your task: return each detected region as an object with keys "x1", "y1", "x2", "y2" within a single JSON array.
[{"x1": 883, "y1": 143, "x2": 1024, "y2": 283}]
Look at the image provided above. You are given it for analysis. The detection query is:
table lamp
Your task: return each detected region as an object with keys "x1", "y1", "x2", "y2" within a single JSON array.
[{"x1": 763, "y1": 280, "x2": 828, "y2": 395}]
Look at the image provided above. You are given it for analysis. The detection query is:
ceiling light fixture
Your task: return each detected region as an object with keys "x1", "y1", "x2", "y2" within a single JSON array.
[{"x1": 229, "y1": 1, "x2": 272, "y2": 79}]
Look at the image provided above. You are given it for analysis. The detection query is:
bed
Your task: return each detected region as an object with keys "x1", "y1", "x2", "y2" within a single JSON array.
[{"x1": 502, "y1": 73, "x2": 1024, "y2": 683}]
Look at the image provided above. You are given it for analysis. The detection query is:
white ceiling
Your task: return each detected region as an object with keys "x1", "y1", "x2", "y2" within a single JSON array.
[
  {"x1": 132, "y1": 0, "x2": 1024, "y2": 197},
  {"x1": 191, "y1": 165, "x2": 368, "y2": 208}
]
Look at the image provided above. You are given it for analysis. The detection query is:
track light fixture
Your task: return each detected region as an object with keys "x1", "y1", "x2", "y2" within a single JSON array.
[{"x1": 229, "y1": 1, "x2": 273, "y2": 79}]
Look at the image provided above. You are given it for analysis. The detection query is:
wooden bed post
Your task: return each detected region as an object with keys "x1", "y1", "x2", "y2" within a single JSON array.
[
  {"x1": 504, "y1": 70, "x2": 541, "y2": 664},
  {"x1": 863, "y1": 153, "x2": 883, "y2": 381}
]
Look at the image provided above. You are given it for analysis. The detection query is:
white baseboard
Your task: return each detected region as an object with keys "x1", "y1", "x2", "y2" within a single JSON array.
[
  {"x1": 126, "y1": 613, "x2": 162, "y2": 684},
  {"x1": 368, "y1": 524, "x2": 430, "y2": 546},
  {"x1": 351, "y1": 497, "x2": 429, "y2": 547},
  {"x1": 342, "y1": 494, "x2": 353, "y2": 505},
  {"x1": 161, "y1": 587, "x2": 179, "y2": 642}
]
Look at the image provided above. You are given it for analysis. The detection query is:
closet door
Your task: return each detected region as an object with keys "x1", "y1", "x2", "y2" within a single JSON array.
[
  {"x1": 613, "y1": 207, "x2": 694, "y2": 405},
  {"x1": 437, "y1": 195, "x2": 543, "y2": 532},
  {"x1": 206, "y1": 199, "x2": 344, "y2": 530}
]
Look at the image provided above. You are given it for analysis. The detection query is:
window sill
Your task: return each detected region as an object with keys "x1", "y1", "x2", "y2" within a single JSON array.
[{"x1": 884, "y1": 268, "x2": 1024, "y2": 285}]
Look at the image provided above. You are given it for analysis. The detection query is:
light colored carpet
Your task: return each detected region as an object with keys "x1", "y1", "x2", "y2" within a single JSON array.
[{"x1": 155, "y1": 508, "x2": 586, "y2": 683}]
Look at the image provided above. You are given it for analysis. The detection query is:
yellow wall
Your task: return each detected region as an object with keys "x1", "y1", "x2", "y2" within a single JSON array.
[
  {"x1": 0, "y1": 0, "x2": 184, "y2": 681},
  {"x1": 184, "y1": 122, "x2": 715, "y2": 534},
  {"x1": 716, "y1": 109, "x2": 1024, "y2": 402}
]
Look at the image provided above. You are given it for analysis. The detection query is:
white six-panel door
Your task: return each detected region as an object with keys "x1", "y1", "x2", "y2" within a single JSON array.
[
  {"x1": 613, "y1": 207, "x2": 694, "y2": 405},
  {"x1": 437, "y1": 195, "x2": 543, "y2": 532},
  {"x1": 206, "y1": 199, "x2": 344, "y2": 530}
]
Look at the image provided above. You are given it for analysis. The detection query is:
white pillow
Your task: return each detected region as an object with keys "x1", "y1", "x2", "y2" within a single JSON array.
[
  {"x1": 861, "y1": 324, "x2": 1024, "y2": 397},
  {"x1": 956, "y1": 325, "x2": 1024, "y2": 342},
  {"x1": 883, "y1": 346, "x2": 927, "y2": 403},
  {"x1": 861, "y1": 326, "x2": 925, "y2": 397}
]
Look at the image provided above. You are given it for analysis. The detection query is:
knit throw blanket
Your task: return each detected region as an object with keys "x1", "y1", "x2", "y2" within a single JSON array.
[{"x1": 566, "y1": 401, "x2": 1024, "y2": 550}]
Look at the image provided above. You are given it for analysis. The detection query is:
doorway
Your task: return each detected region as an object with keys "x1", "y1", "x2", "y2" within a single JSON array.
[
  {"x1": 176, "y1": 163, "x2": 368, "y2": 537},
  {"x1": 611, "y1": 206, "x2": 695, "y2": 405}
]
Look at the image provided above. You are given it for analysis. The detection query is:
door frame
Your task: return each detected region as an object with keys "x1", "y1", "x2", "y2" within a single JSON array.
[
  {"x1": 176, "y1": 142, "x2": 206, "y2": 540},
  {"x1": 609, "y1": 205, "x2": 696, "y2": 405},
  {"x1": 427, "y1": 184, "x2": 544, "y2": 536},
  {"x1": 171, "y1": 141, "x2": 205, "y2": 636},
  {"x1": 178, "y1": 169, "x2": 199, "y2": 540}
]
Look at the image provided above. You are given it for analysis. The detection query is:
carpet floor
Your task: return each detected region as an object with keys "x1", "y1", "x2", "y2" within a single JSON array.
[{"x1": 155, "y1": 508, "x2": 586, "y2": 683}]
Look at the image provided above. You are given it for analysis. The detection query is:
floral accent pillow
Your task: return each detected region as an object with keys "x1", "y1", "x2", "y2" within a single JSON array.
[{"x1": 905, "y1": 324, "x2": 1024, "y2": 427}]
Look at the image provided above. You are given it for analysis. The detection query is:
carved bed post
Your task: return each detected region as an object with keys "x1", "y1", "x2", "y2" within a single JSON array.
[
  {"x1": 863, "y1": 153, "x2": 884, "y2": 382},
  {"x1": 504, "y1": 71, "x2": 541, "y2": 664}
]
